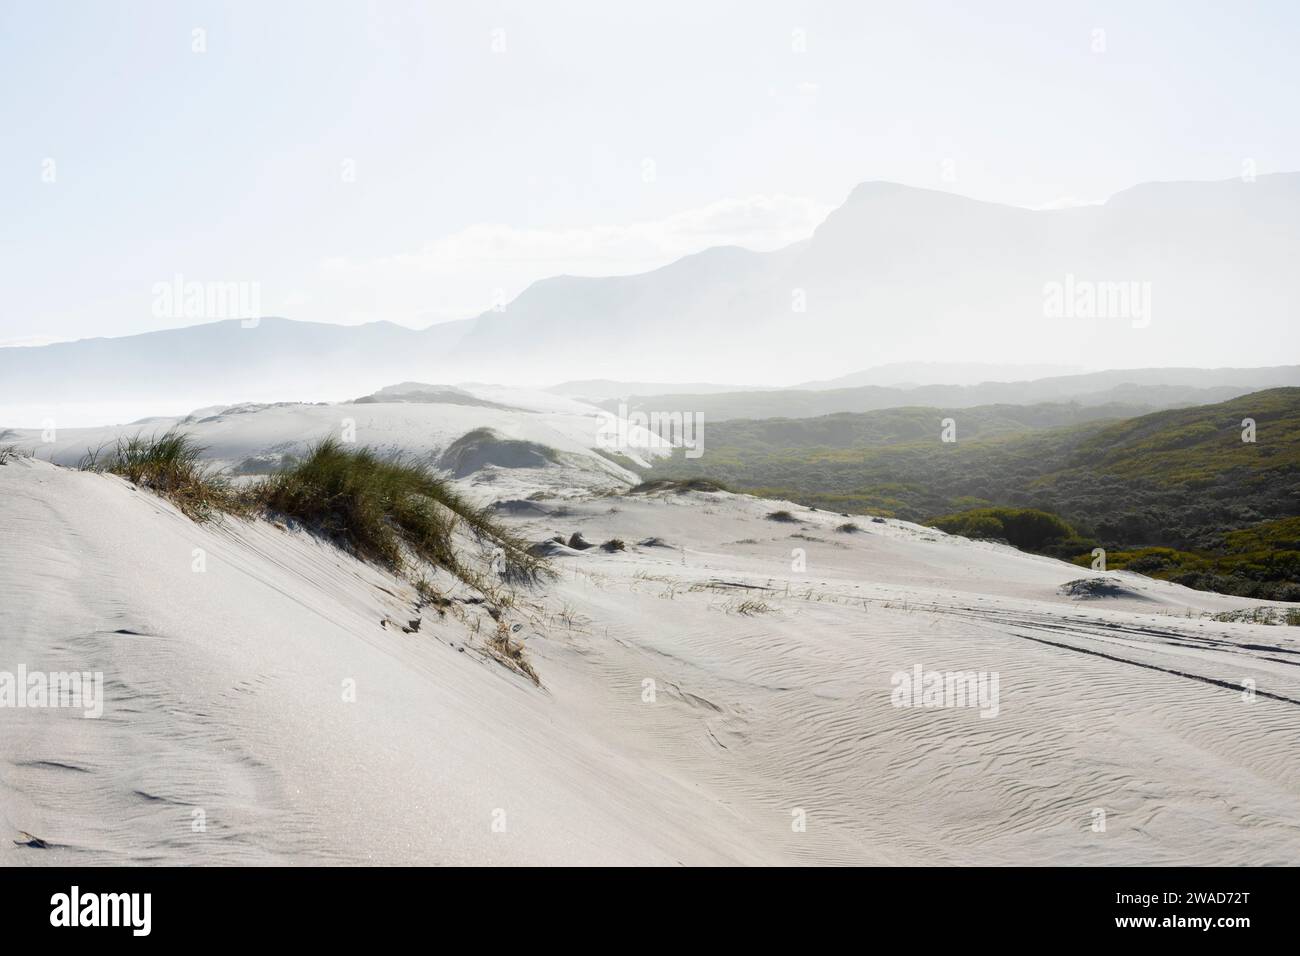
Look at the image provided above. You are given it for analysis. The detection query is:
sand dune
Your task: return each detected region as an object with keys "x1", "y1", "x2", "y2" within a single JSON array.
[
  {"x1": 4, "y1": 443, "x2": 1298, "y2": 865},
  {"x1": 5, "y1": 387, "x2": 665, "y2": 500}
]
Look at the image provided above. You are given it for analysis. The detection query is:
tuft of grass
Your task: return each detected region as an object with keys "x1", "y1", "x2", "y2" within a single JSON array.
[
  {"x1": 627, "y1": 477, "x2": 728, "y2": 494},
  {"x1": 1060, "y1": 577, "x2": 1129, "y2": 598},
  {"x1": 80, "y1": 430, "x2": 237, "y2": 520},
  {"x1": 1211, "y1": 606, "x2": 1300, "y2": 627},
  {"x1": 766, "y1": 509, "x2": 799, "y2": 523},
  {"x1": 567, "y1": 532, "x2": 594, "y2": 550},
  {"x1": 600, "y1": 538, "x2": 626, "y2": 552},
  {"x1": 252, "y1": 438, "x2": 546, "y2": 583},
  {"x1": 75, "y1": 432, "x2": 550, "y2": 680},
  {"x1": 413, "y1": 577, "x2": 452, "y2": 615},
  {"x1": 254, "y1": 439, "x2": 454, "y2": 568},
  {"x1": 486, "y1": 620, "x2": 540, "y2": 685},
  {"x1": 836, "y1": 521, "x2": 862, "y2": 533}
]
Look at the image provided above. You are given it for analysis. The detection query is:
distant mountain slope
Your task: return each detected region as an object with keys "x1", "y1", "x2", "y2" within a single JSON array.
[
  {"x1": 602, "y1": 367, "x2": 1300, "y2": 421},
  {"x1": 679, "y1": 401, "x2": 1158, "y2": 453},
  {"x1": 4, "y1": 174, "x2": 1300, "y2": 416},
  {"x1": 1061, "y1": 389, "x2": 1300, "y2": 491},
  {"x1": 546, "y1": 379, "x2": 771, "y2": 401},
  {"x1": 794, "y1": 362, "x2": 1083, "y2": 389},
  {"x1": 448, "y1": 175, "x2": 1300, "y2": 380},
  {"x1": 795, "y1": 364, "x2": 1300, "y2": 394},
  {"x1": 0, "y1": 317, "x2": 472, "y2": 413}
]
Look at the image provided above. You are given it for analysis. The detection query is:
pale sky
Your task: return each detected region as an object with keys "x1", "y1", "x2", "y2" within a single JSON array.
[{"x1": 3, "y1": 0, "x2": 1298, "y2": 345}]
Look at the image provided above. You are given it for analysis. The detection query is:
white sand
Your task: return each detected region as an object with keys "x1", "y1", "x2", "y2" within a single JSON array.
[
  {"x1": 5, "y1": 387, "x2": 666, "y2": 500},
  {"x1": 3, "y1": 414, "x2": 1299, "y2": 865}
]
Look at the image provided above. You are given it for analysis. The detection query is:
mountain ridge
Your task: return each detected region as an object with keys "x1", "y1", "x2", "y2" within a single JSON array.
[{"x1": 5, "y1": 173, "x2": 1299, "y2": 420}]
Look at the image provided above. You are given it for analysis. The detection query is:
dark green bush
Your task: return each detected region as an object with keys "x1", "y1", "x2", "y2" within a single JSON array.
[{"x1": 927, "y1": 507, "x2": 1076, "y2": 552}]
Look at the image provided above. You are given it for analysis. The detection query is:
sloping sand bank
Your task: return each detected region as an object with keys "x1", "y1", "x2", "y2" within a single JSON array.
[{"x1": 3, "y1": 459, "x2": 1298, "y2": 865}]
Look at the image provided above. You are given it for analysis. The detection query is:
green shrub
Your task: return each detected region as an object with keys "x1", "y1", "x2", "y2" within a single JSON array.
[
  {"x1": 950, "y1": 514, "x2": 1005, "y2": 539},
  {"x1": 927, "y1": 507, "x2": 1075, "y2": 552},
  {"x1": 634, "y1": 389, "x2": 1300, "y2": 600}
]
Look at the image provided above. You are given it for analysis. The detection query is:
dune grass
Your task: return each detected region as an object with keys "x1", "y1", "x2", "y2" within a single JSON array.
[
  {"x1": 80, "y1": 430, "x2": 238, "y2": 520},
  {"x1": 78, "y1": 432, "x2": 546, "y2": 585},
  {"x1": 255, "y1": 438, "x2": 458, "y2": 568},
  {"x1": 77, "y1": 431, "x2": 550, "y2": 682},
  {"x1": 253, "y1": 438, "x2": 547, "y2": 582},
  {"x1": 486, "y1": 620, "x2": 540, "y2": 684},
  {"x1": 627, "y1": 477, "x2": 728, "y2": 494}
]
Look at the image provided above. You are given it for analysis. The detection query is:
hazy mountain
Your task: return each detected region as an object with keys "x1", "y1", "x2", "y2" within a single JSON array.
[
  {"x1": 546, "y1": 379, "x2": 772, "y2": 401},
  {"x1": 795, "y1": 362, "x2": 1084, "y2": 389},
  {"x1": 5, "y1": 174, "x2": 1300, "y2": 424},
  {"x1": 556, "y1": 365, "x2": 1082, "y2": 397},
  {"x1": 602, "y1": 367, "x2": 1300, "y2": 421},
  {"x1": 0, "y1": 317, "x2": 476, "y2": 425},
  {"x1": 452, "y1": 174, "x2": 1300, "y2": 380}
]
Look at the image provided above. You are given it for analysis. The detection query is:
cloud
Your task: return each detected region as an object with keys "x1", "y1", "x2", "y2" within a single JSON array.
[{"x1": 314, "y1": 194, "x2": 833, "y2": 326}]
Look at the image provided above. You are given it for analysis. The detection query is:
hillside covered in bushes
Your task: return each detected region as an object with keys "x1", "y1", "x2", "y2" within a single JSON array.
[{"x1": 644, "y1": 389, "x2": 1300, "y2": 599}]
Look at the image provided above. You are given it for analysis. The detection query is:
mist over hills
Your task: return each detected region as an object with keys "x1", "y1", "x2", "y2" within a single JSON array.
[
  {"x1": 386, "y1": 171, "x2": 1298, "y2": 380},
  {"x1": 794, "y1": 362, "x2": 1084, "y2": 389},
  {"x1": 546, "y1": 363, "x2": 1086, "y2": 401},
  {"x1": 4, "y1": 174, "x2": 1299, "y2": 424},
  {"x1": 603, "y1": 367, "x2": 1300, "y2": 421},
  {"x1": 546, "y1": 379, "x2": 775, "y2": 401}
]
